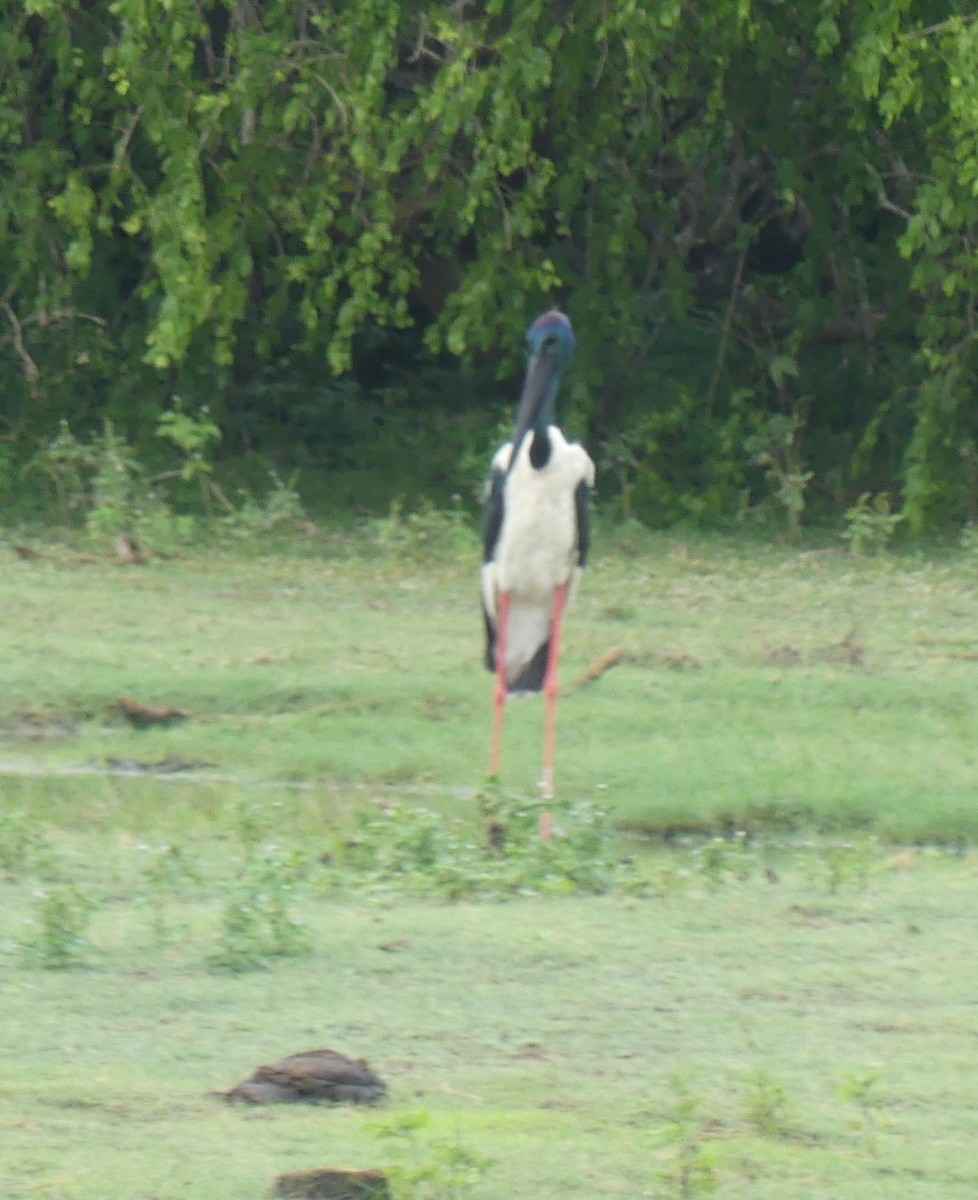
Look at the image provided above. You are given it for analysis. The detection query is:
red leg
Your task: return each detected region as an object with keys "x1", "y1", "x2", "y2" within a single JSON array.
[
  {"x1": 540, "y1": 583, "x2": 568, "y2": 835},
  {"x1": 489, "y1": 591, "x2": 511, "y2": 779}
]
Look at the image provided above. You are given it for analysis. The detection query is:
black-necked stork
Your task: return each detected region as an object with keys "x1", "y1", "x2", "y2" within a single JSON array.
[{"x1": 481, "y1": 310, "x2": 595, "y2": 828}]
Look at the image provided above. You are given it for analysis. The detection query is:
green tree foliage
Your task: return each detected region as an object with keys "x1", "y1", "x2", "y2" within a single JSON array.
[{"x1": 2, "y1": 1, "x2": 977, "y2": 526}]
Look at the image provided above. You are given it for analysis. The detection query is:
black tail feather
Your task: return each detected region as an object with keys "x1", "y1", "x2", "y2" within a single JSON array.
[
  {"x1": 483, "y1": 610, "x2": 549, "y2": 692},
  {"x1": 509, "y1": 639, "x2": 549, "y2": 692}
]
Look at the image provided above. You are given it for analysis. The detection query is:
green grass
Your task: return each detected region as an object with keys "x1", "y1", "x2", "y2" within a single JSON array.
[
  {"x1": 5, "y1": 525, "x2": 978, "y2": 838},
  {"x1": 3, "y1": 832, "x2": 978, "y2": 1198},
  {"x1": 5, "y1": 524, "x2": 978, "y2": 1197}
]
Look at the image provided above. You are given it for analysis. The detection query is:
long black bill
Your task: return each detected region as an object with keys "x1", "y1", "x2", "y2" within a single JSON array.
[{"x1": 506, "y1": 352, "x2": 561, "y2": 476}]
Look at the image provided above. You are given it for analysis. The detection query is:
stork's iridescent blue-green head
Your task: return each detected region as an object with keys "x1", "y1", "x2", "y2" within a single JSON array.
[{"x1": 508, "y1": 310, "x2": 576, "y2": 465}]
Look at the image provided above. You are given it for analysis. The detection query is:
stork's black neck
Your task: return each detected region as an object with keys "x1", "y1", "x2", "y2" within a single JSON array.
[
  {"x1": 507, "y1": 347, "x2": 564, "y2": 480},
  {"x1": 529, "y1": 429, "x2": 552, "y2": 469}
]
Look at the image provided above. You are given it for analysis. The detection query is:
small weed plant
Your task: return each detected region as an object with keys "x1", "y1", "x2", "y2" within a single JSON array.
[
  {"x1": 695, "y1": 832, "x2": 753, "y2": 889},
  {"x1": 138, "y1": 841, "x2": 202, "y2": 947},
  {"x1": 27, "y1": 419, "x2": 146, "y2": 538},
  {"x1": 0, "y1": 808, "x2": 43, "y2": 877},
  {"x1": 208, "y1": 843, "x2": 312, "y2": 973},
  {"x1": 839, "y1": 1067, "x2": 888, "y2": 1155},
  {"x1": 154, "y1": 400, "x2": 225, "y2": 516},
  {"x1": 23, "y1": 411, "x2": 306, "y2": 545},
  {"x1": 225, "y1": 469, "x2": 306, "y2": 536},
  {"x1": 653, "y1": 1077, "x2": 718, "y2": 1198},
  {"x1": 333, "y1": 797, "x2": 623, "y2": 901},
  {"x1": 744, "y1": 412, "x2": 813, "y2": 541},
  {"x1": 821, "y1": 842, "x2": 875, "y2": 895},
  {"x1": 21, "y1": 885, "x2": 96, "y2": 969},
  {"x1": 372, "y1": 1111, "x2": 492, "y2": 1200},
  {"x1": 742, "y1": 1068, "x2": 794, "y2": 1138},
  {"x1": 143, "y1": 841, "x2": 201, "y2": 894},
  {"x1": 370, "y1": 498, "x2": 473, "y2": 562},
  {"x1": 841, "y1": 492, "x2": 904, "y2": 555},
  {"x1": 27, "y1": 419, "x2": 191, "y2": 545},
  {"x1": 26, "y1": 419, "x2": 104, "y2": 522}
]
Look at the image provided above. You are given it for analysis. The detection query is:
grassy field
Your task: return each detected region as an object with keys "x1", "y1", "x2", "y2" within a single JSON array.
[{"x1": 3, "y1": 522, "x2": 978, "y2": 1198}]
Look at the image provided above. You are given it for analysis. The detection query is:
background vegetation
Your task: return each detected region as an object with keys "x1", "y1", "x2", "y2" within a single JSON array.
[
  {"x1": 10, "y1": 8, "x2": 978, "y2": 1190},
  {"x1": 6, "y1": 1, "x2": 978, "y2": 529}
]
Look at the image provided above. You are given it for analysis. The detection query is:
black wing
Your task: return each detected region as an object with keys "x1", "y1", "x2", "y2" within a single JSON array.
[
  {"x1": 574, "y1": 478, "x2": 591, "y2": 567},
  {"x1": 482, "y1": 466, "x2": 505, "y2": 563},
  {"x1": 482, "y1": 466, "x2": 506, "y2": 672}
]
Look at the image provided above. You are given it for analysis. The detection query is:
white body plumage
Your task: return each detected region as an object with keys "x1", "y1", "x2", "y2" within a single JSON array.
[{"x1": 482, "y1": 426, "x2": 595, "y2": 687}]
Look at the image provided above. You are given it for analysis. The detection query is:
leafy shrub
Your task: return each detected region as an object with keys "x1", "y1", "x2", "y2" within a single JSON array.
[
  {"x1": 841, "y1": 493, "x2": 904, "y2": 556},
  {"x1": 137, "y1": 841, "x2": 203, "y2": 947},
  {"x1": 21, "y1": 886, "x2": 95, "y2": 969},
  {"x1": 743, "y1": 414, "x2": 813, "y2": 540},
  {"x1": 331, "y1": 797, "x2": 623, "y2": 901},
  {"x1": 369, "y1": 498, "x2": 474, "y2": 563},
  {"x1": 838, "y1": 1067, "x2": 888, "y2": 1154},
  {"x1": 208, "y1": 843, "x2": 313, "y2": 973},
  {"x1": 0, "y1": 809, "x2": 43, "y2": 877},
  {"x1": 223, "y1": 469, "x2": 307, "y2": 536},
  {"x1": 27, "y1": 419, "x2": 183, "y2": 542},
  {"x1": 372, "y1": 1111, "x2": 492, "y2": 1200},
  {"x1": 742, "y1": 1068, "x2": 794, "y2": 1138},
  {"x1": 23, "y1": 412, "x2": 310, "y2": 547},
  {"x1": 652, "y1": 1077, "x2": 719, "y2": 1198}
]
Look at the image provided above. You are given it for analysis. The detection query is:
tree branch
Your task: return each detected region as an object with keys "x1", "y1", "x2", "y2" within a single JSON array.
[{"x1": 1, "y1": 300, "x2": 40, "y2": 392}]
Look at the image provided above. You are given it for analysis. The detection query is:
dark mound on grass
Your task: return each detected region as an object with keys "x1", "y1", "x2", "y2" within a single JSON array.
[
  {"x1": 223, "y1": 1048, "x2": 386, "y2": 1106},
  {"x1": 275, "y1": 1168, "x2": 390, "y2": 1200}
]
